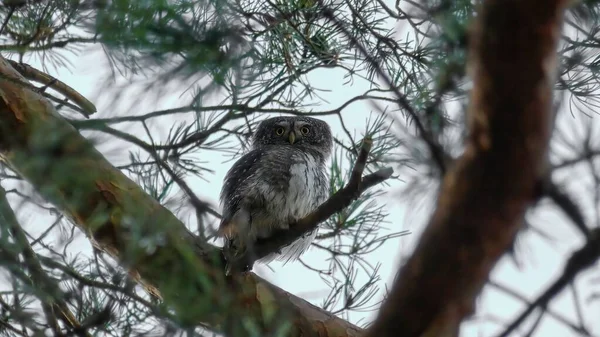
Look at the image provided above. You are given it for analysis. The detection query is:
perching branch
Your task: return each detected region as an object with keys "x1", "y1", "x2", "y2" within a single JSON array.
[
  {"x1": 366, "y1": 1, "x2": 568, "y2": 337},
  {"x1": 250, "y1": 137, "x2": 393, "y2": 266}
]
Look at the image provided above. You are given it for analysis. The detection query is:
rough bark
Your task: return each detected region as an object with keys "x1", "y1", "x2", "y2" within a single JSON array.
[
  {"x1": 0, "y1": 57, "x2": 362, "y2": 337},
  {"x1": 366, "y1": 1, "x2": 568, "y2": 337}
]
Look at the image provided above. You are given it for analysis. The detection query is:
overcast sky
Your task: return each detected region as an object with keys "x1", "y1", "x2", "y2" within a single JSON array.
[{"x1": 2, "y1": 7, "x2": 600, "y2": 336}]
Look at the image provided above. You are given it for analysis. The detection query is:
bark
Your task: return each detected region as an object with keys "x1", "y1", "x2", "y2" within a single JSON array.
[
  {"x1": 0, "y1": 57, "x2": 362, "y2": 337},
  {"x1": 366, "y1": 1, "x2": 568, "y2": 337}
]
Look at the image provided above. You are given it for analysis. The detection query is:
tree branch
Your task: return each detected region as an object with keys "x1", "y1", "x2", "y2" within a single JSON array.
[
  {"x1": 488, "y1": 280, "x2": 591, "y2": 336},
  {"x1": 0, "y1": 57, "x2": 363, "y2": 337},
  {"x1": 317, "y1": 1, "x2": 448, "y2": 174},
  {"x1": 366, "y1": 1, "x2": 568, "y2": 336},
  {"x1": 496, "y1": 228, "x2": 600, "y2": 337},
  {"x1": 0, "y1": 185, "x2": 91, "y2": 336},
  {"x1": 6, "y1": 59, "x2": 97, "y2": 117},
  {"x1": 544, "y1": 178, "x2": 590, "y2": 237},
  {"x1": 248, "y1": 137, "x2": 393, "y2": 267}
]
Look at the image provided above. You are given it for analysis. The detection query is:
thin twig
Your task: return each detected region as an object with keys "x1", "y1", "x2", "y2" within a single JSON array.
[
  {"x1": 316, "y1": 1, "x2": 447, "y2": 174},
  {"x1": 0, "y1": 185, "x2": 91, "y2": 337},
  {"x1": 0, "y1": 6, "x2": 15, "y2": 37},
  {"x1": 489, "y1": 281, "x2": 591, "y2": 336},
  {"x1": 90, "y1": 124, "x2": 221, "y2": 220},
  {"x1": 497, "y1": 228, "x2": 600, "y2": 337}
]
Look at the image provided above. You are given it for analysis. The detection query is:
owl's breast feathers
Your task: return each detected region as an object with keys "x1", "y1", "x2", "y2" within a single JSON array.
[{"x1": 219, "y1": 146, "x2": 328, "y2": 262}]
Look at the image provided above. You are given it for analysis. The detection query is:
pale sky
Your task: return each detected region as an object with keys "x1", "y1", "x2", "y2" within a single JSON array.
[{"x1": 2, "y1": 9, "x2": 600, "y2": 336}]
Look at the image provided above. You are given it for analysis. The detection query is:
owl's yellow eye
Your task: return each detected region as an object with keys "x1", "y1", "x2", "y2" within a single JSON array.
[
  {"x1": 275, "y1": 127, "x2": 285, "y2": 136},
  {"x1": 300, "y1": 126, "x2": 310, "y2": 135}
]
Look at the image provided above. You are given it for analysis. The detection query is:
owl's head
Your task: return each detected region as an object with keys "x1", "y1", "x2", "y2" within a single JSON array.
[{"x1": 251, "y1": 116, "x2": 333, "y2": 160}]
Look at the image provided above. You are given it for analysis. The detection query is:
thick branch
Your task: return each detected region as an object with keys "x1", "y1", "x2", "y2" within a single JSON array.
[
  {"x1": 367, "y1": 1, "x2": 567, "y2": 337},
  {"x1": 0, "y1": 57, "x2": 362, "y2": 337}
]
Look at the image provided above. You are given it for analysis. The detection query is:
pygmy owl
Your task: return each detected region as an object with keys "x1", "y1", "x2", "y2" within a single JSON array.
[{"x1": 219, "y1": 116, "x2": 333, "y2": 272}]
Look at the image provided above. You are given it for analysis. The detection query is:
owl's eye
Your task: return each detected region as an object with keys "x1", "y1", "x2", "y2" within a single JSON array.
[
  {"x1": 300, "y1": 126, "x2": 310, "y2": 135},
  {"x1": 275, "y1": 127, "x2": 285, "y2": 136}
]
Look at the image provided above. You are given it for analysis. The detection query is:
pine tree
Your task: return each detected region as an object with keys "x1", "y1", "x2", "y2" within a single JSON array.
[{"x1": 0, "y1": 0, "x2": 596, "y2": 336}]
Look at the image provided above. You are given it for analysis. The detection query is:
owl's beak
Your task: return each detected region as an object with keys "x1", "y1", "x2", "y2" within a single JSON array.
[{"x1": 288, "y1": 132, "x2": 296, "y2": 144}]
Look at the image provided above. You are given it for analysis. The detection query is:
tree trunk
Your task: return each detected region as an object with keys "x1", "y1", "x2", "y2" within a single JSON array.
[{"x1": 367, "y1": 1, "x2": 568, "y2": 337}]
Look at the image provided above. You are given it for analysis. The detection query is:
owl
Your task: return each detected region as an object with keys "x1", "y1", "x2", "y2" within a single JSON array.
[{"x1": 219, "y1": 116, "x2": 333, "y2": 273}]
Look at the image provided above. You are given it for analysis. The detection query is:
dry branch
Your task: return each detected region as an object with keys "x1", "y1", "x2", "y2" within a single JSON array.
[
  {"x1": 0, "y1": 57, "x2": 363, "y2": 337},
  {"x1": 367, "y1": 1, "x2": 569, "y2": 337},
  {"x1": 6, "y1": 59, "x2": 97, "y2": 117}
]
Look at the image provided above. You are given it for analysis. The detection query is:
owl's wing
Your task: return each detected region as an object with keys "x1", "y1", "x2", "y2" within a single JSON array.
[{"x1": 218, "y1": 149, "x2": 266, "y2": 237}]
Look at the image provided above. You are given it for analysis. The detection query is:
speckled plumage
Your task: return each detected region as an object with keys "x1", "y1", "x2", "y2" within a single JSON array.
[{"x1": 219, "y1": 116, "x2": 332, "y2": 270}]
